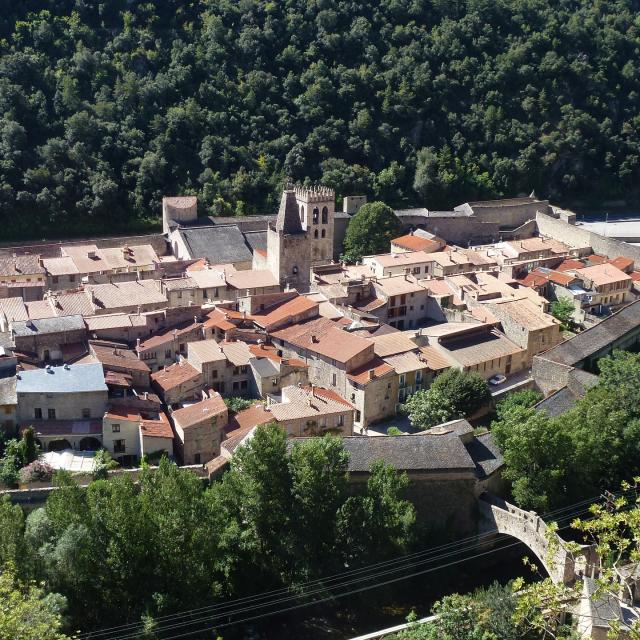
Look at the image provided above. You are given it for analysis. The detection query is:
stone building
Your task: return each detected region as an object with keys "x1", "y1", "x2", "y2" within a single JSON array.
[
  {"x1": 170, "y1": 393, "x2": 228, "y2": 465},
  {"x1": 0, "y1": 255, "x2": 46, "y2": 302},
  {"x1": 0, "y1": 377, "x2": 17, "y2": 435},
  {"x1": 11, "y1": 315, "x2": 87, "y2": 364},
  {"x1": 89, "y1": 341, "x2": 151, "y2": 388},
  {"x1": 258, "y1": 187, "x2": 336, "y2": 292},
  {"x1": 151, "y1": 360, "x2": 204, "y2": 406},
  {"x1": 136, "y1": 319, "x2": 204, "y2": 372}
]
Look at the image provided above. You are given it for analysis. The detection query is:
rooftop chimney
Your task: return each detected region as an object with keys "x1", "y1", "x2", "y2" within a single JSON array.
[
  {"x1": 368, "y1": 369, "x2": 375, "y2": 380},
  {"x1": 311, "y1": 334, "x2": 319, "y2": 343}
]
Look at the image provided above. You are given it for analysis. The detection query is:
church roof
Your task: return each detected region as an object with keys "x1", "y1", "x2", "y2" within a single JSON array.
[{"x1": 276, "y1": 190, "x2": 304, "y2": 235}]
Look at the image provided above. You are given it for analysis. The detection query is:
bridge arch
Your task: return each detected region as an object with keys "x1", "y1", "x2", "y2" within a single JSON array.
[{"x1": 478, "y1": 494, "x2": 596, "y2": 584}]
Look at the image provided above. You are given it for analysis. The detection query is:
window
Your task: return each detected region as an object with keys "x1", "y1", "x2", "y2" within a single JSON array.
[
  {"x1": 312, "y1": 207, "x2": 319, "y2": 224},
  {"x1": 412, "y1": 267, "x2": 421, "y2": 274},
  {"x1": 3, "y1": 407, "x2": 10, "y2": 414},
  {"x1": 240, "y1": 380, "x2": 248, "y2": 390},
  {"x1": 34, "y1": 408, "x2": 42, "y2": 420},
  {"x1": 314, "y1": 229, "x2": 319, "y2": 239},
  {"x1": 82, "y1": 408, "x2": 90, "y2": 419},
  {"x1": 272, "y1": 379, "x2": 278, "y2": 386},
  {"x1": 112, "y1": 424, "x2": 121, "y2": 433},
  {"x1": 52, "y1": 276, "x2": 58, "y2": 284},
  {"x1": 165, "y1": 349, "x2": 172, "y2": 359},
  {"x1": 179, "y1": 343, "x2": 185, "y2": 353},
  {"x1": 332, "y1": 373, "x2": 337, "y2": 386},
  {"x1": 194, "y1": 453, "x2": 201, "y2": 464},
  {"x1": 114, "y1": 440, "x2": 126, "y2": 454},
  {"x1": 322, "y1": 206, "x2": 328, "y2": 224},
  {"x1": 292, "y1": 266, "x2": 298, "y2": 275},
  {"x1": 212, "y1": 369, "x2": 218, "y2": 379},
  {"x1": 299, "y1": 205, "x2": 304, "y2": 221},
  {"x1": 337, "y1": 414, "x2": 344, "y2": 427},
  {"x1": 321, "y1": 229, "x2": 326, "y2": 238},
  {"x1": 48, "y1": 408, "x2": 56, "y2": 420}
]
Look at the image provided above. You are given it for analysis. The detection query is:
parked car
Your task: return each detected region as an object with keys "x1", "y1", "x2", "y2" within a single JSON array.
[{"x1": 488, "y1": 374, "x2": 507, "y2": 386}]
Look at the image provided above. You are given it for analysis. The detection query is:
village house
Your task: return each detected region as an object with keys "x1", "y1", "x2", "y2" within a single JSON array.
[
  {"x1": 570, "y1": 263, "x2": 632, "y2": 313},
  {"x1": 85, "y1": 280, "x2": 168, "y2": 315},
  {"x1": 370, "y1": 275, "x2": 430, "y2": 330},
  {"x1": 102, "y1": 405, "x2": 173, "y2": 464},
  {"x1": 16, "y1": 362, "x2": 108, "y2": 451},
  {"x1": 0, "y1": 255, "x2": 46, "y2": 302},
  {"x1": 170, "y1": 393, "x2": 228, "y2": 465},
  {"x1": 271, "y1": 316, "x2": 396, "y2": 427},
  {"x1": 136, "y1": 319, "x2": 204, "y2": 372},
  {"x1": 89, "y1": 341, "x2": 151, "y2": 388},
  {"x1": 390, "y1": 229, "x2": 446, "y2": 254},
  {"x1": 362, "y1": 251, "x2": 438, "y2": 279},
  {"x1": 265, "y1": 384, "x2": 354, "y2": 437},
  {"x1": 151, "y1": 360, "x2": 204, "y2": 406}
]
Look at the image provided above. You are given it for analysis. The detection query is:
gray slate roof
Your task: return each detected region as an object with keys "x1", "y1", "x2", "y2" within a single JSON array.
[
  {"x1": 289, "y1": 434, "x2": 477, "y2": 473},
  {"x1": 243, "y1": 230, "x2": 267, "y2": 253},
  {"x1": 539, "y1": 300, "x2": 640, "y2": 366},
  {"x1": 16, "y1": 362, "x2": 107, "y2": 394},
  {"x1": 12, "y1": 315, "x2": 85, "y2": 337},
  {"x1": 584, "y1": 578, "x2": 623, "y2": 629},
  {"x1": 276, "y1": 190, "x2": 304, "y2": 234},
  {"x1": 178, "y1": 225, "x2": 253, "y2": 264},
  {"x1": 464, "y1": 432, "x2": 503, "y2": 479},
  {"x1": 535, "y1": 387, "x2": 580, "y2": 417}
]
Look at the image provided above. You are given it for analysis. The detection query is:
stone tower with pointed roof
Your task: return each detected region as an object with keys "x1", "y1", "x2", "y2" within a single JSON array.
[{"x1": 265, "y1": 186, "x2": 336, "y2": 290}]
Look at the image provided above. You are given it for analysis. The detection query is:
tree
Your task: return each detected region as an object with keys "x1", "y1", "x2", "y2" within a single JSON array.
[
  {"x1": 0, "y1": 565, "x2": 72, "y2": 640},
  {"x1": 495, "y1": 390, "x2": 542, "y2": 418},
  {"x1": 342, "y1": 201, "x2": 401, "y2": 262},
  {"x1": 224, "y1": 397, "x2": 255, "y2": 413},
  {"x1": 550, "y1": 297, "x2": 575, "y2": 326},
  {"x1": 21, "y1": 427, "x2": 38, "y2": 464},
  {"x1": 404, "y1": 369, "x2": 491, "y2": 429}
]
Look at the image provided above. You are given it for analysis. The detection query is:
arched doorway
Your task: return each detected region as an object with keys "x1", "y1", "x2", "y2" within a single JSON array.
[
  {"x1": 79, "y1": 437, "x2": 101, "y2": 451},
  {"x1": 48, "y1": 439, "x2": 71, "y2": 452}
]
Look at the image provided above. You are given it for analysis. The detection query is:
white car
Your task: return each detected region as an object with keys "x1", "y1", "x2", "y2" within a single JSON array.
[{"x1": 489, "y1": 374, "x2": 507, "y2": 386}]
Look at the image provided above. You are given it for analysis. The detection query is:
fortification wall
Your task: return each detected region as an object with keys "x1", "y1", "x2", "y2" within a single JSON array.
[
  {"x1": 397, "y1": 215, "x2": 500, "y2": 246},
  {"x1": 0, "y1": 232, "x2": 168, "y2": 258},
  {"x1": 536, "y1": 212, "x2": 640, "y2": 261}
]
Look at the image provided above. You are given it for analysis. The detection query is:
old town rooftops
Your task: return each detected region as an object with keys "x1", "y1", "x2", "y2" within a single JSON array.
[
  {"x1": 171, "y1": 394, "x2": 227, "y2": 428},
  {"x1": 272, "y1": 317, "x2": 372, "y2": 364},
  {"x1": 151, "y1": 360, "x2": 201, "y2": 390}
]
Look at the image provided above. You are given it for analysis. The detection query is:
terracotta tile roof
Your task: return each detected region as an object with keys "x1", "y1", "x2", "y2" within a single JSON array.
[
  {"x1": 189, "y1": 267, "x2": 230, "y2": 290},
  {"x1": 520, "y1": 271, "x2": 549, "y2": 288},
  {"x1": 164, "y1": 196, "x2": 197, "y2": 209},
  {"x1": 370, "y1": 250, "x2": 436, "y2": 268},
  {"x1": 272, "y1": 317, "x2": 373, "y2": 364},
  {"x1": 0, "y1": 297, "x2": 28, "y2": 322},
  {"x1": 225, "y1": 269, "x2": 279, "y2": 290},
  {"x1": 383, "y1": 351, "x2": 426, "y2": 374},
  {"x1": 255, "y1": 248, "x2": 267, "y2": 257},
  {"x1": 98, "y1": 245, "x2": 158, "y2": 270},
  {"x1": 418, "y1": 346, "x2": 454, "y2": 370},
  {"x1": 220, "y1": 340, "x2": 252, "y2": 366},
  {"x1": 573, "y1": 263, "x2": 631, "y2": 287},
  {"x1": 586, "y1": 254, "x2": 607, "y2": 265},
  {"x1": 391, "y1": 235, "x2": 443, "y2": 253},
  {"x1": 137, "y1": 321, "x2": 201, "y2": 351},
  {"x1": 162, "y1": 276, "x2": 197, "y2": 291},
  {"x1": 25, "y1": 300, "x2": 55, "y2": 320},
  {"x1": 91, "y1": 343, "x2": 150, "y2": 372},
  {"x1": 373, "y1": 275, "x2": 426, "y2": 296},
  {"x1": 151, "y1": 361, "x2": 201, "y2": 391},
  {"x1": 104, "y1": 370, "x2": 133, "y2": 387},
  {"x1": 609, "y1": 256, "x2": 634, "y2": 272},
  {"x1": 546, "y1": 270, "x2": 577, "y2": 286},
  {"x1": 225, "y1": 403, "x2": 273, "y2": 433},
  {"x1": 630, "y1": 271, "x2": 640, "y2": 282},
  {"x1": 45, "y1": 291, "x2": 95, "y2": 317},
  {"x1": 204, "y1": 308, "x2": 237, "y2": 331},
  {"x1": 251, "y1": 295, "x2": 318, "y2": 331},
  {"x1": 269, "y1": 385, "x2": 354, "y2": 421},
  {"x1": 421, "y1": 279, "x2": 454, "y2": 296},
  {"x1": 42, "y1": 256, "x2": 80, "y2": 276},
  {"x1": 346, "y1": 358, "x2": 394, "y2": 385},
  {"x1": 188, "y1": 339, "x2": 226, "y2": 363},
  {"x1": 469, "y1": 306, "x2": 499, "y2": 325},
  {"x1": 140, "y1": 411, "x2": 173, "y2": 439},
  {"x1": 86, "y1": 313, "x2": 136, "y2": 330},
  {"x1": 371, "y1": 332, "x2": 417, "y2": 357},
  {"x1": 105, "y1": 405, "x2": 141, "y2": 421},
  {"x1": 438, "y1": 329, "x2": 524, "y2": 367},
  {"x1": 185, "y1": 258, "x2": 208, "y2": 272},
  {"x1": 0, "y1": 255, "x2": 45, "y2": 277},
  {"x1": 88, "y1": 280, "x2": 167, "y2": 310},
  {"x1": 555, "y1": 258, "x2": 585, "y2": 272},
  {"x1": 172, "y1": 394, "x2": 227, "y2": 429}
]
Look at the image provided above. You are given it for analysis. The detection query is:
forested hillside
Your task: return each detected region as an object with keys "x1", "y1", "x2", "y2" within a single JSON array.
[{"x1": 1, "y1": 0, "x2": 639, "y2": 239}]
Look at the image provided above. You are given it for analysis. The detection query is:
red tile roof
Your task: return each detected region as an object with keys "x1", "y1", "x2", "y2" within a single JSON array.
[
  {"x1": 225, "y1": 403, "x2": 273, "y2": 433},
  {"x1": 250, "y1": 295, "x2": 318, "y2": 331},
  {"x1": 346, "y1": 358, "x2": 394, "y2": 385},
  {"x1": 272, "y1": 317, "x2": 372, "y2": 365},
  {"x1": 609, "y1": 256, "x2": 634, "y2": 272},
  {"x1": 391, "y1": 235, "x2": 442, "y2": 253},
  {"x1": 171, "y1": 394, "x2": 227, "y2": 429},
  {"x1": 140, "y1": 412, "x2": 173, "y2": 439},
  {"x1": 151, "y1": 361, "x2": 201, "y2": 391},
  {"x1": 555, "y1": 259, "x2": 585, "y2": 272},
  {"x1": 586, "y1": 254, "x2": 607, "y2": 265},
  {"x1": 204, "y1": 308, "x2": 236, "y2": 331}
]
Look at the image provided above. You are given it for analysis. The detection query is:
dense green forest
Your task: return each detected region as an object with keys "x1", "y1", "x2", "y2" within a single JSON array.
[{"x1": 1, "y1": 0, "x2": 639, "y2": 240}]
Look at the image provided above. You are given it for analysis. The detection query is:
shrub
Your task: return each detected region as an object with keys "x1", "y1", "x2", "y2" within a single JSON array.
[{"x1": 19, "y1": 461, "x2": 54, "y2": 485}]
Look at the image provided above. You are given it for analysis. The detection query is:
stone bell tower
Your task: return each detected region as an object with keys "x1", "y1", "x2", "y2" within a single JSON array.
[
  {"x1": 266, "y1": 189, "x2": 311, "y2": 290},
  {"x1": 294, "y1": 186, "x2": 335, "y2": 267}
]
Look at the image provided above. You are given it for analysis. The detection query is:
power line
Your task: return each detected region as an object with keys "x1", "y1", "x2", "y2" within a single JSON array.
[
  {"x1": 103, "y1": 505, "x2": 596, "y2": 640},
  {"x1": 79, "y1": 493, "x2": 606, "y2": 640}
]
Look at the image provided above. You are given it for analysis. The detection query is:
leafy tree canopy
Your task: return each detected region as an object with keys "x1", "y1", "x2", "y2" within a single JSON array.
[{"x1": 342, "y1": 201, "x2": 401, "y2": 262}]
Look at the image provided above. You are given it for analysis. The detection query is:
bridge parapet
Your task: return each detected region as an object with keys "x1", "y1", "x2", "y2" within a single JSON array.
[{"x1": 479, "y1": 494, "x2": 596, "y2": 584}]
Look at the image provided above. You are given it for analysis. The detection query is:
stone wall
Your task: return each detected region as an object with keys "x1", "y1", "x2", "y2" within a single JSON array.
[
  {"x1": 0, "y1": 233, "x2": 168, "y2": 258},
  {"x1": 17, "y1": 389, "x2": 108, "y2": 423},
  {"x1": 532, "y1": 356, "x2": 575, "y2": 396},
  {"x1": 396, "y1": 214, "x2": 500, "y2": 246},
  {"x1": 536, "y1": 212, "x2": 640, "y2": 261}
]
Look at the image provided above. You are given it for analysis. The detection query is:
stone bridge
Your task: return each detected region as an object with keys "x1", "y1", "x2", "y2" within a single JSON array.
[{"x1": 479, "y1": 493, "x2": 598, "y2": 584}]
